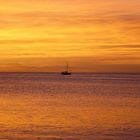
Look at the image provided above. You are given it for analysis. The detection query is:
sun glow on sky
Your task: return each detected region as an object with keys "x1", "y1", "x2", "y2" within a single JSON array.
[{"x1": 0, "y1": 0, "x2": 140, "y2": 72}]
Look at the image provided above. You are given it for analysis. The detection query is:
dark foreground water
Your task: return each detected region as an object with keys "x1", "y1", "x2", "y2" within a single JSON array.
[{"x1": 0, "y1": 73, "x2": 139, "y2": 140}]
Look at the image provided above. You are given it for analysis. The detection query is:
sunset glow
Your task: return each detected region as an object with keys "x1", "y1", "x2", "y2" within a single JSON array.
[{"x1": 0, "y1": 0, "x2": 140, "y2": 72}]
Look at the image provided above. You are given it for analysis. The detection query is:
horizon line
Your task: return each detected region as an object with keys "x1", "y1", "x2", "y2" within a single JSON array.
[{"x1": 0, "y1": 71, "x2": 139, "y2": 74}]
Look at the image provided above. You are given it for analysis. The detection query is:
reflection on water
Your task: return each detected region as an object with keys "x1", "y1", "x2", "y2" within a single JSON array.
[{"x1": 0, "y1": 73, "x2": 140, "y2": 140}]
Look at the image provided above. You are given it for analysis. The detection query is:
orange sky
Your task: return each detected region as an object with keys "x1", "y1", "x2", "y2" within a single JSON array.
[{"x1": 0, "y1": 0, "x2": 140, "y2": 72}]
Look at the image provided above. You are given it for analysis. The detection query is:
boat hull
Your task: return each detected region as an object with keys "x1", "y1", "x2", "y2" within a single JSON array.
[{"x1": 61, "y1": 72, "x2": 71, "y2": 75}]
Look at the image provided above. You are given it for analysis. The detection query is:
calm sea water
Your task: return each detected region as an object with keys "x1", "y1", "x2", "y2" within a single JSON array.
[{"x1": 0, "y1": 73, "x2": 139, "y2": 140}]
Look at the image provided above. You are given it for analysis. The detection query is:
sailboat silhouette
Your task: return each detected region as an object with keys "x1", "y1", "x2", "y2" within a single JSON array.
[{"x1": 61, "y1": 63, "x2": 71, "y2": 75}]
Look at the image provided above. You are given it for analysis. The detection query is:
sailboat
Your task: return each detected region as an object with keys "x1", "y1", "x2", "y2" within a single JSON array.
[{"x1": 61, "y1": 63, "x2": 71, "y2": 75}]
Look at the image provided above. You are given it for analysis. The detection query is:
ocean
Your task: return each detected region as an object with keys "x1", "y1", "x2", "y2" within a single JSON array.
[{"x1": 0, "y1": 73, "x2": 139, "y2": 140}]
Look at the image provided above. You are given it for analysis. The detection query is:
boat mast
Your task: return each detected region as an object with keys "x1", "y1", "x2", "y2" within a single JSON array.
[{"x1": 66, "y1": 62, "x2": 69, "y2": 72}]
